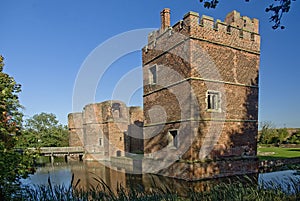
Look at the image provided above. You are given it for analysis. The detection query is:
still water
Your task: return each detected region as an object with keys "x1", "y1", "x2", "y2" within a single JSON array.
[{"x1": 21, "y1": 160, "x2": 300, "y2": 194}]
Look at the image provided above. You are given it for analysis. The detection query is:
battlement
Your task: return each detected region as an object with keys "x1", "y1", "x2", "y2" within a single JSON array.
[{"x1": 145, "y1": 9, "x2": 260, "y2": 55}]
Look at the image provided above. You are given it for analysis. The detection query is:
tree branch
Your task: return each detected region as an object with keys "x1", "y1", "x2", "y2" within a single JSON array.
[{"x1": 199, "y1": 0, "x2": 296, "y2": 29}]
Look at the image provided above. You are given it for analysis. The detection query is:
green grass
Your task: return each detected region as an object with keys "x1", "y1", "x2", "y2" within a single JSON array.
[{"x1": 258, "y1": 146, "x2": 300, "y2": 160}]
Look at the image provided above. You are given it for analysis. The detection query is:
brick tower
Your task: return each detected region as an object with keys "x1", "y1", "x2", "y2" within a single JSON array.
[{"x1": 142, "y1": 9, "x2": 260, "y2": 180}]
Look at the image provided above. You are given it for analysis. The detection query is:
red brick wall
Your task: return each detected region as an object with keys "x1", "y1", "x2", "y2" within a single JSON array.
[{"x1": 143, "y1": 9, "x2": 260, "y2": 180}]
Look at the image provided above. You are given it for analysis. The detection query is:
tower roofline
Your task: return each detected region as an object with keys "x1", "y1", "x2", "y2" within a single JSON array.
[{"x1": 145, "y1": 9, "x2": 260, "y2": 57}]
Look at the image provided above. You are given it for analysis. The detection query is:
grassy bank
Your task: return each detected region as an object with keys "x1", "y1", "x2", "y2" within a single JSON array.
[{"x1": 257, "y1": 146, "x2": 300, "y2": 160}]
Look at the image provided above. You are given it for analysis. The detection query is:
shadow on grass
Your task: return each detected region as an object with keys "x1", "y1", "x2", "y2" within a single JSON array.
[
  {"x1": 287, "y1": 149, "x2": 300, "y2": 152},
  {"x1": 258, "y1": 156, "x2": 284, "y2": 161}
]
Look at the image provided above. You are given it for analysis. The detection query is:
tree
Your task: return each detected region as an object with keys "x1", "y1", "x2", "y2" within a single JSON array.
[
  {"x1": 259, "y1": 121, "x2": 278, "y2": 144},
  {"x1": 17, "y1": 112, "x2": 69, "y2": 148},
  {"x1": 277, "y1": 127, "x2": 289, "y2": 144},
  {"x1": 287, "y1": 130, "x2": 300, "y2": 144},
  {"x1": 0, "y1": 55, "x2": 34, "y2": 200},
  {"x1": 199, "y1": 0, "x2": 296, "y2": 29},
  {"x1": 259, "y1": 122, "x2": 291, "y2": 145}
]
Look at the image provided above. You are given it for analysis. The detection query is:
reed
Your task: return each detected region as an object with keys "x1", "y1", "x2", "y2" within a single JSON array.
[{"x1": 16, "y1": 174, "x2": 300, "y2": 201}]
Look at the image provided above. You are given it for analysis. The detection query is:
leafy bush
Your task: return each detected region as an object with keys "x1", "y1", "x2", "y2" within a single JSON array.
[{"x1": 288, "y1": 131, "x2": 300, "y2": 144}]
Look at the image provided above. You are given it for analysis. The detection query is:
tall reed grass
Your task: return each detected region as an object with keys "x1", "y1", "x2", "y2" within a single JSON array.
[{"x1": 15, "y1": 174, "x2": 300, "y2": 201}]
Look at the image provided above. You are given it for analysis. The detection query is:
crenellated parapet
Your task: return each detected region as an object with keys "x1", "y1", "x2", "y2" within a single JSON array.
[
  {"x1": 82, "y1": 100, "x2": 129, "y2": 125},
  {"x1": 144, "y1": 9, "x2": 260, "y2": 60}
]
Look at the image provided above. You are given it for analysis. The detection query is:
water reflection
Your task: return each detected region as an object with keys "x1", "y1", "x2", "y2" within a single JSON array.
[
  {"x1": 22, "y1": 161, "x2": 299, "y2": 195},
  {"x1": 72, "y1": 161, "x2": 130, "y2": 193},
  {"x1": 21, "y1": 163, "x2": 72, "y2": 187},
  {"x1": 258, "y1": 170, "x2": 300, "y2": 193}
]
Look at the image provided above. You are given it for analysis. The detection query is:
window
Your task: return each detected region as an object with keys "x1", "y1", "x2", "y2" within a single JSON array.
[
  {"x1": 207, "y1": 91, "x2": 221, "y2": 111},
  {"x1": 149, "y1": 65, "x2": 157, "y2": 85},
  {"x1": 99, "y1": 138, "x2": 103, "y2": 146},
  {"x1": 169, "y1": 130, "x2": 178, "y2": 148},
  {"x1": 251, "y1": 33, "x2": 255, "y2": 41},
  {"x1": 239, "y1": 29, "x2": 243, "y2": 38},
  {"x1": 226, "y1": 25, "x2": 231, "y2": 34},
  {"x1": 112, "y1": 103, "x2": 121, "y2": 118}
]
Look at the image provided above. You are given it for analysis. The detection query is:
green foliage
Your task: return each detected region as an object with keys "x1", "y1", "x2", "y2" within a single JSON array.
[
  {"x1": 288, "y1": 131, "x2": 300, "y2": 144},
  {"x1": 0, "y1": 55, "x2": 34, "y2": 200},
  {"x1": 0, "y1": 56, "x2": 23, "y2": 147},
  {"x1": 278, "y1": 127, "x2": 289, "y2": 143},
  {"x1": 17, "y1": 112, "x2": 69, "y2": 148},
  {"x1": 199, "y1": 0, "x2": 296, "y2": 29},
  {"x1": 259, "y1": 122, "x2": 277, "y2": 144},
  {"x1": 259, "y1": 122, "x2": 290, "y2": 144}
]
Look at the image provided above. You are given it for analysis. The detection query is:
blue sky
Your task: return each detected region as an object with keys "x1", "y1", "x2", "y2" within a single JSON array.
[{"x1": 1, "y1": 0, "x2": 300, "y2": 127}]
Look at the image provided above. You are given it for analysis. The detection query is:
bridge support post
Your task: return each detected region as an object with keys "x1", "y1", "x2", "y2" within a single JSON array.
[
  {"x1": 64, "y1": 155, "x2": 69, "y2": 163},
  {"x1": 49, "y1": 155, "x2": 54, "y2": 164}
]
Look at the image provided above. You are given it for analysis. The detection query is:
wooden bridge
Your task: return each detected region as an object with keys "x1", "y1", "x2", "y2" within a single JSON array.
[{"x1": 29, "y1": 146, "x2": 85, "y2": 163}]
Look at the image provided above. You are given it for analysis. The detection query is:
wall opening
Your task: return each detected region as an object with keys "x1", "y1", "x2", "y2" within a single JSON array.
[
  {"x1": 227, "y1": 25, "x2": 231, "y2": 34},
  {"x1": 207, "y1": 91, "x2": 221, "y2": 111},
  {"x1": 149, "y1": 65, "x2": 157, "y2": 85},
  {"x1": 168, "y1": 130, "x2": 178, "y2": 148},
  {"x1": 112, "y1": 103, "x2": 121, "y2": 118}
]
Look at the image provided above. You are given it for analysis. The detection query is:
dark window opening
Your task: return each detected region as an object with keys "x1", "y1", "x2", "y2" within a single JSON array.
[
  {"x1": 227, "y1": 25, "x2": 231, "y2": 33},
  {"x1": 99, "y1": 138, "x2": 103, "y2": 146},
  {"x1": 116, "y1": 150, "x2": 121, "y2": 157},
  {"x1": 149, "y1": 65, "x2": 157, "y2": 85},
  {"x1": 112, "y1": 103, "x2": 121, "y2": 118},
  {"x1": 207, "y1": 91, "x2": 220, "y2": 111},
  {"x1": 239, "y1": 29, "x2": 243, "y2": 38},
  {"x1": 251, "y1": 33, "x2": 255, "y2": 41},
  {"x1": 169, "y1": 130, "x2": 178, "y2": 148}
]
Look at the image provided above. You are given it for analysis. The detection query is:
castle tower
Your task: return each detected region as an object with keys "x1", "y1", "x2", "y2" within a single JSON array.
[
  {"x1": 82, "y1": 101, "x2": 129, "y2": 161},
  {"x1": 68, "y1": 100, "x2": 144, "y2": 161},
  {"x1": 142, "y1": 9, "x2": 260, "y2": 180}
]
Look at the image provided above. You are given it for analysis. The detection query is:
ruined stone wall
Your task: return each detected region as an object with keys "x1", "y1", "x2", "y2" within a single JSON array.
[
  {"x1": 82, "y1": 103, "x2": 107, "y2": 161},
  {"x1": 129, "y1": 107, "x2": 144, "y2": 124},
  {"x1": 68, "y1": 100, "x2": 144, "y2": 160},
  {"x1": 128, "y1": 107, "x2": 144, "y2": 153},
  {"x1": 68, "y1": 112, "x2": 84, "y2": 147}
]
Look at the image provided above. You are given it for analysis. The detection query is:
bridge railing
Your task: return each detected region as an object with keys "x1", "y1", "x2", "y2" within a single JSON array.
[{"x1": 28, "y1": 146, "x2": 84, "y2": 154}]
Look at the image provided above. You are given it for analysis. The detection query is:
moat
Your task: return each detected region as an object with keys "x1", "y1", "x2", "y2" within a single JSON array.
[{"x1": 21, "y1": 161, "x2": 300, "y2": 195}]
